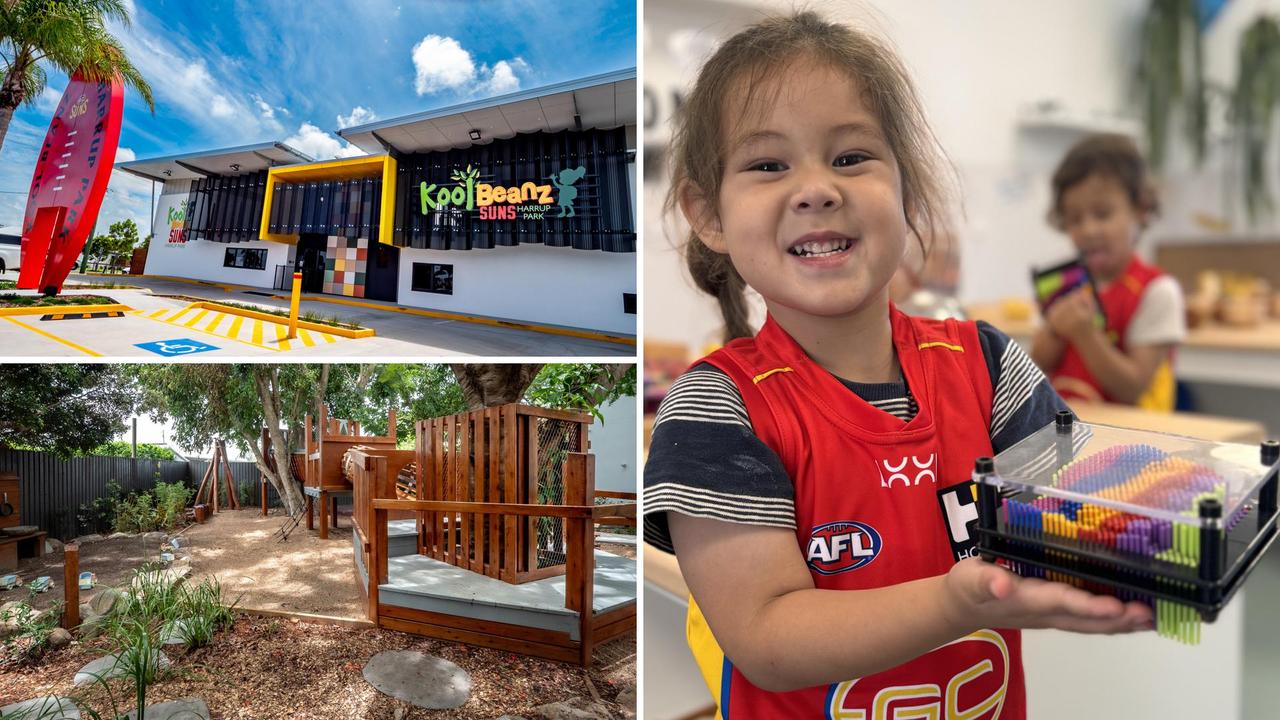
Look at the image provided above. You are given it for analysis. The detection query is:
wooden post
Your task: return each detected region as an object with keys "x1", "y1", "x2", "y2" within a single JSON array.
[
  {"x1": 221, "y1": 442, "x2": 240, "y2": 510},
  {"x1": 330, "y1": 493, "x2": 339, "y2": 529},
  {"x1": 63, "y1": 543, "x2": 79, "y2": 631},
  {"x1": 369, "y1": 506, "x2": 384, "y2": 623},
  {"x1": 260, "y1": 478, "x2": 268, "y2": 517},
  {"x1": 305, "y1": 494, "x2": 314, "y2": 530},
  {"x1": 319, "y1": 490, "x2": 329, "y2": 539}
]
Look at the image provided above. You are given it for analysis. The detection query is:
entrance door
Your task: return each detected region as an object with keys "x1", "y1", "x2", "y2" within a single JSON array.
[
  {"x1": 365, "y1": 242, "x2": 399, "y2": 302},
  {"x1": 296, "y1": 234, "x2": 327, "y2": 293}
]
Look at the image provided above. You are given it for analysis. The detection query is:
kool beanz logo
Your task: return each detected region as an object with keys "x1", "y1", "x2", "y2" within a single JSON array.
[
  {"x1": 806, "y1": 520, "x2": 882, "y2": 575},
  {"x1": 419, "y1": 164, "x2": 585, "y2": 220}
]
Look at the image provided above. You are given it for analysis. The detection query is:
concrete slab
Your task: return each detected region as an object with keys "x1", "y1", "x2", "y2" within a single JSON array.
[
  {"x1": 0, "y1": 696, "x2": 81, "y2": 719},
  {"x1": 0, "y1": 275, "x2": 633, "y2": 357},
  {"x1": 362, "y1": 650, "x2": 470, "y2": 709},
  {"x1": 73, "y1": 651, "x2": 172, "y2": 687}
]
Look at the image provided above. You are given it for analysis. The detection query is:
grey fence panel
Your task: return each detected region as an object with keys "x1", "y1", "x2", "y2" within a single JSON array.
[{"x1": 0, "y1": 450, "x2": 196, "y2": 540}]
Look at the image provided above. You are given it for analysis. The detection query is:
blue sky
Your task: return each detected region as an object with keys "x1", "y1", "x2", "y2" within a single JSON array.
[{"x1": 0, "y1": 0, "x2": 636, "y2": 238}]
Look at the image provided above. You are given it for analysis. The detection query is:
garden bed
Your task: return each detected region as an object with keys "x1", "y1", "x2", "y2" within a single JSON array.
[{"x1": 0, "y1": 293, "x2": 119, "y2": 308}]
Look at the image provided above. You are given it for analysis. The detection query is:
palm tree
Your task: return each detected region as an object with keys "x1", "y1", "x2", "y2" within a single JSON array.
[{"x1": 0, "y1": 0, "x2": 153, "y2": 153}]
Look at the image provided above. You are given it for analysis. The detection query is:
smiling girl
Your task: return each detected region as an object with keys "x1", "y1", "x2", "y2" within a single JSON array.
[{"x1": 643, "y1": 12, "x2": 1153, "y2": 719}]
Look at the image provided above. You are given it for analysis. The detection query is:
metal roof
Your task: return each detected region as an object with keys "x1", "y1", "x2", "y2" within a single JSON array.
[
  {"x1": 114, "y1": 141, "x2": 314, "y2": 182},
  {"x1": 337, "y1": 67, "x2": 636, "y2": 155}
]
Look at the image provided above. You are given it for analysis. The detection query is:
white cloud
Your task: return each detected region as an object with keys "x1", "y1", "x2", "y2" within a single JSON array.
[
  {"x1": 116, "y1": 147, "x2": 137, "y2": 162},
  {"x1": 411, "y1": 36, "x2": 531, "y2": 99},
  {"x1": 36, "y1": 85, "x2": 64, "y2": 112},
  {"x1": 283, "y1": 122, "x2": 363, "y2": 161},
  {"x1": 252, "y1": 94, "x2": 275, "y2": 119},
  {"x1": 412, "y1": 35, "x2": 476, "y2": 95},
  {"x1": 336, "y1": 106, "x2": 376, "y2": 130},
  {"x1": 482, "y1": 58, "x2": 527, "y2": 95}
]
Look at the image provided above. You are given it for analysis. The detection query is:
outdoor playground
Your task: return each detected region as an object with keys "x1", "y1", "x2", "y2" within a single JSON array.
[{"x1": 0, "y1": 364, "x2": 637, "y2": 720}]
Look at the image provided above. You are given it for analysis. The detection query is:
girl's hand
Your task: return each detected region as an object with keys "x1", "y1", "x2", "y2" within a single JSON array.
[
  {"x1": 944, "y1": 557, "x2": 1154, "y2": 634},
  {"x1": 1045, "y1": 286, "x2": 1099, "y2": 342}
]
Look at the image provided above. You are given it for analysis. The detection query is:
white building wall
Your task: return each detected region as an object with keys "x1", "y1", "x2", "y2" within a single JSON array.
[
  {"x1": 397, "y1": 243, "x2": 636, "y2": 334},
  {"x1": 143, "y1": 180, "x2": 290, "y2": 288},
  {"x1": 588, "y1": 393, "x2": 636, "y2": 493}
]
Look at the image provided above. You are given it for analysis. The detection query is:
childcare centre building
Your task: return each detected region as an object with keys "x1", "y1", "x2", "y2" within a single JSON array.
[{"x1": 117, "y1": 69, "x2": 637, "y2": 335}]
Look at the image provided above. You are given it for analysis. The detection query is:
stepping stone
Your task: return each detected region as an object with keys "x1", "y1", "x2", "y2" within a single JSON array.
[
  {"x1": 160, "y1": 619, "x2": 191, "y2": 645},
  {"x1": 362, "y1": 650, "x2": 470, "y2": 709},
  {"x1": 74, "y1": 651, "x2": 172, "y2": 686},
  {"x1": 0, "y1": 696, "x2": 81, "y2": 719},
  {"x1": 123, "y1": 697, "x2": 210, "y2": 720}
]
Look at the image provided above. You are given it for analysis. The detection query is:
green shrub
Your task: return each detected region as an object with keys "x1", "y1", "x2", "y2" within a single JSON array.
[
  {"x1": 153, "y1": 482, "x2": 193, "y2": 531},
  {"x1": 78, "y1": 481, "x2": 124, "y2": 535},
  {"x1": 113, "y1": 491, "x2": 156, "y2": 534},
  {"x1": 0, "y1": 599, "x2": 61, "y2": 666}
]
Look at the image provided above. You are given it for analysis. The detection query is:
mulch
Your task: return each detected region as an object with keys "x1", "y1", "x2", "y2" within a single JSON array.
[{"x1": 1, "y1": 615, "x2": 636, "y2": 719}]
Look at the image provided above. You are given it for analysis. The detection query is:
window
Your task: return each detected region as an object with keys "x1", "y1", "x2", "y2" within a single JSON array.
[
  {"x1": 223, "y1": 247, "x2": 268, "y2": 270},
  {"x1": 412, "y1": 262, "x2": 453, "y2": 294}
]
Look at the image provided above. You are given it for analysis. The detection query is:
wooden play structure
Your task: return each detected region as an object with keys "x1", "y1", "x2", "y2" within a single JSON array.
[
  {"x1": 348, "y1": 403, "x2": 637, "y2": 666},
  {"x1": 193, "y1": 441, "x2": 240, "y2": 513},
  {"x1": 297, "y1": 405, "x2": 399, "y2": 539},
  {"x1": 0, "y1": 471, "x2": 47, "y2": 571}
]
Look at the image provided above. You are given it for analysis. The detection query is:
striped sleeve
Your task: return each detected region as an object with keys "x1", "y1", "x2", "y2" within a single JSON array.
[
  {"x1": 643, "y1": 365, "x2": 795, "y2": 554},
  {"x1": 976, "y1": 321, "x2": 1070, "y2": 453}
]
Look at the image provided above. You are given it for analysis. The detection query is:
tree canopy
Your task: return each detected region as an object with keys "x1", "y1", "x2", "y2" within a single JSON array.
[{"x1": 0, "y1": 365, "x2": 140, "y2": 454}]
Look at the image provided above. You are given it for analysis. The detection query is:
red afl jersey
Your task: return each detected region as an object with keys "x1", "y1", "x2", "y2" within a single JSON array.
[
  {"x1": 1052, "y1": 256, "x2": 1173, "y2": 410},
  {"x1": 688, "y1": 305, "x2": 1025, "y2": 719}
]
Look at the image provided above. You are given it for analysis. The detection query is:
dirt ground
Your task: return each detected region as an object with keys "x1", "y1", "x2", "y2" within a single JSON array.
[
  {"x1": 182, "y1": 507, "x2": 365, "y2": 617},
  {"x1": 3, "y1": 533, "x2": 158, "y2": 613}
]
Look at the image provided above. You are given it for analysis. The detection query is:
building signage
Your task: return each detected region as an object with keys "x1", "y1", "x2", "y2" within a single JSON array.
[
  {"x1": 419, "y1": 165, "x2": 586, "y2": 221},
  {"x1": 166, "y1": 200, "x2": 190, "y2": 245}
]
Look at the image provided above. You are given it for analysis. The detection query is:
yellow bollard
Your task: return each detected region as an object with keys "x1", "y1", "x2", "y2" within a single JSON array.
[{"x1": 287, "y1": 271, "x2": 302, "y2": 339}]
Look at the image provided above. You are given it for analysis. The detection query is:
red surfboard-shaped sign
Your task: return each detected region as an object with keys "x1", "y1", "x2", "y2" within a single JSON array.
[{"x1": 19, "y1": 73, "x2": 125, "y2": 294}]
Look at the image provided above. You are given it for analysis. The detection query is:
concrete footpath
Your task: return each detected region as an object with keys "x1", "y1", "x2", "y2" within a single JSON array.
[{"x1": 0, "y1": 274, "x2": 634, "y2": 358}]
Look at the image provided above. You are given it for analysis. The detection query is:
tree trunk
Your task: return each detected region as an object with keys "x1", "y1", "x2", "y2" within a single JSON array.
[
  {"x1": 0, "y1": 61, "x2": 32, "y2": 156},
  {"x1": 451, "y1": 364, "x2": 543, "y2": 410},
  {"x1": 253, "y1": 367, "x2": 307, "y2": 515}
]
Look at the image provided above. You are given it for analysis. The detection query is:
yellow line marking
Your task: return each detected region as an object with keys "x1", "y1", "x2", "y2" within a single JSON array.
[
  {"x1": 753, "y1": 367, "x2": 794, "y2": 384},
  {"x1": 276, "y1": 294, "x2": 633, "y2": 346},
  {"x1": 227, "y1": 315, "x2": 244, "y2": 340},
  {"x1": 917, "y1": 341, "x2": 965, "y2": 353},
  {"x1": 321, "y1": 332, "x2": 336, "y2": 343},
  {"x1": 272, "y1": 324, "x2": 293, "y2": 351},
  {"x1": 168, "y1": 306, "x2": 195, "y2": 323},
  {"x1": 251, "y1": 319, "x2": 263, "y2": 345},
  {"x1": 2, "y1": 316, "x2": 102, "y2": 356},
  {"x1": 148, "y1": 308, "x2": 169, "y2": 319},
  {"x1": 136, "y1": 307, "x2": 281, "y2": 353},
  {"x1": 298, "y1": 328, "x2": 316, "y2": 347},
  {"x1": 203, "y1": 312, "x2": 226, "y2": 334},
  {"x1": 183, "y1": 309, "x2": 209, "y2": 328}
]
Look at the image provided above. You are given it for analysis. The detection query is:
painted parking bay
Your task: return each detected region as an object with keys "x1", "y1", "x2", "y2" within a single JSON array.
[{"x1": 135, "y1": 304, "x2": 343, "y2": 352}]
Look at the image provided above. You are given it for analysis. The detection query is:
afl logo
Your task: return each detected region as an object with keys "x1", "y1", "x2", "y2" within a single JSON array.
[{"x1": 806, "y1": 521, "x2": 882, "y2": 575}]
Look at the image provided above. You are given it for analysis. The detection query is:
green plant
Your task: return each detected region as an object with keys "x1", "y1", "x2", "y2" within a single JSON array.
[
  {"x1": 113, "y1": 491, "x2": 157, "y2": 534},
  {"x1": 0, "y1": 600, "x2": 60, "y2": 665},
  {"x1": 103, "y1": 615, "x2": 165, "y2": 716},
  {"x1": 79, "y1": 480, "x2": 125, "y2": 535},
  {"x1": 88, "y1": 440, "x2": 177, "y2": 460},
  {"x1": 1137, "y1": 0, "x2": 1208, "y2": 170},
  {"x1": 152, "y1": 481, "x2": 193, "y2": 531},
  {"x1": 1232, "y1": 16, "x2": 1280, "y2": 220}
]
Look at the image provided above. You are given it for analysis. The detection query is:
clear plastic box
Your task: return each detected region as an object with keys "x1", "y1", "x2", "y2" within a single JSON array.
[{"x1": 973, "y1": 412, "x2": 1279, "y2": 638}]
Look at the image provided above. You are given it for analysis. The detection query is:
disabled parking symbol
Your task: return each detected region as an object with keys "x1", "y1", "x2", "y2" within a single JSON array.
[{"x1": 135, "y1": 338, "x2": 219, "y2": 356}]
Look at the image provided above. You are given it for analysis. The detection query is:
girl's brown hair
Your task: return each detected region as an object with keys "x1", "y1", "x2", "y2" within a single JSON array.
[
  {"x1": 1048, "y1": 134, "x2": 1160, "y2": 230},
  {"x1": 666, "y1": 10, "x2": 955, "y2": 341}
]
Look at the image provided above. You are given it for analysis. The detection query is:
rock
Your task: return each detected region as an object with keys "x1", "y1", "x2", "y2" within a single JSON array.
[
  {"x1": 108, "y1": 532, "x2": 129, "y2": 540},
  {"x1": 530, "y1": 697, "x2": 615, "y2": 720},
  {"x1": 362, "y1": 650, "x2": 471, "y2": 709},
  {"x1": 494, "y1": 716, "x2": 530, "y2": 720},
  {"x1": 74, "y1": 651, "x2": 172, "y2": 686},
  {"x1": 48, "y1": 627, "x2": 72, "y2": 649},
  {"x1": 123, "y1": 697, "x2": 210, "y2": 720},
  {"x1": 0, "y1": 600, "x2": 21, "y2": 615},
  {"x1": 45, "y1": 538, "x2": 64, "y2": 553},
  {"x1": 142, "y1": 531, "x2": 166, "y2": 544},
  {"x1": 0, "y1": 696, "x2": 81, "y2": 719},
  {"x1": 160, "y1": 619, "x2": 191, "y2": 645},
  {"x1": 615, "y1": 685, "x2": 636, "y2": 709},
  {"x1": 74, "y1": 534, "x2": 104, "y2": 544},
  {"x1": 89, "y1": 588, "x2": 125, "y2": 616}
]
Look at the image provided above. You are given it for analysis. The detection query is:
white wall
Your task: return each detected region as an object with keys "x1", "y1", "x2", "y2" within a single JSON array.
[
  {"x1": 143, "y1": 180, "x2": 289, "y2": 288},
  {"x1": 397, "y1": 244, "x2": 636, "y2": 334},
  {"x1": 588, "y1": 393, "x2": 636, "y2": 493}
]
